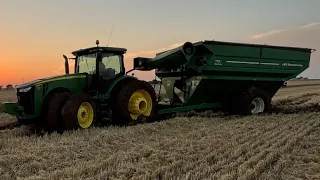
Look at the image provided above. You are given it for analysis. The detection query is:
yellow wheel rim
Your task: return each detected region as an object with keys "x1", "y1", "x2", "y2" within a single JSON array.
[
  {"x1": 77, "y1": 102, "x2": 94, "y2": 128},
  {"x1": 128, "y1": 89, "x2": 152, "y2": 120}
]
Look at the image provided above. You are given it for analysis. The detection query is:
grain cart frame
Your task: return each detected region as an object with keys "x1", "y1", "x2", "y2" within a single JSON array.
[{"x1": 1, "y1": 40, "x2": 315, "y2": 132}]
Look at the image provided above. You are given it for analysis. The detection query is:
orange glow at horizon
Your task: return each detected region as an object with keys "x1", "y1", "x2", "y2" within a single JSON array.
[{"x1": 0, "y1": 42, "x2": 181, "y2": 86}]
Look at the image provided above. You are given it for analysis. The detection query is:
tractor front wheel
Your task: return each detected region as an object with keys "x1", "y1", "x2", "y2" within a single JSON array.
[
  {"x1": 112, "y1": 80, "x2": 156, "y2": 125},
  {"x1": 61, "y1": 93, "x2": 97, "y2": 131},
  {"x1": 45, "y1": 92, "x2": 71, "y2": 131}
]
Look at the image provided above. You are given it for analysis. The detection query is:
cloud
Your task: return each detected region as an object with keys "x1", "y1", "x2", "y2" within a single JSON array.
[
  {"x1": 250, "y1": 22, "x2": 320, "y2": 40},
  {"x1": 249, "y1": 22, "x2": 320, "y2": 78},
  {"x1": 125, "y1": 43, "x2": 183, "y2": 60}
]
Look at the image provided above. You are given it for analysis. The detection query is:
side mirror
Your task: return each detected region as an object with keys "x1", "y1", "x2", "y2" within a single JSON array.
[{"x1": 63, "y1": 54, "x2": 69, "y2": 74}]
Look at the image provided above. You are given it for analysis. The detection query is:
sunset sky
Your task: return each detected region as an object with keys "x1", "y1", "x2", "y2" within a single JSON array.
[{"x1": 1, "y1": 0, "x2": 319, "y2": 86}]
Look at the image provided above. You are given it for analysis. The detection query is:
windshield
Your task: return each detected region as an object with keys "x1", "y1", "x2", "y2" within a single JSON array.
[
  {"x1": 76, "y1": 53, "x2": 122, "y2": 78},
  {"x1": 77, "y1": 54, "x2": 96, "y2": 74}
]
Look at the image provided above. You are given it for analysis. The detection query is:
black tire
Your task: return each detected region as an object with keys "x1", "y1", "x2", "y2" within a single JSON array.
[
  {"x1": 61, "y1": 93, "x2": 97, "y2": 131},
  {"x1": 16, "y1": 117, "x2": 37, "y2": 125},
  {"x1": 231, "y1": 86, "x2": 270, "y2": 115},
  {"x1": 45, "y1": 92, "x2": 71, "y2": 131},
  {"x1": 112, "y1": 79, "x2": 157, "y2": 125}
]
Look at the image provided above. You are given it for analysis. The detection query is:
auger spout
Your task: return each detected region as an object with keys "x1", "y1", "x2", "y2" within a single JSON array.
[{"x1": 133, "y1": 42, "x2": 196, "y2": 71}]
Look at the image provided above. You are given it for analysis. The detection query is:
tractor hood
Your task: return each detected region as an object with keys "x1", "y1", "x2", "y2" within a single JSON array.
[{"x1": 16, "y1": 74, "x2": 86, "y2": 90}]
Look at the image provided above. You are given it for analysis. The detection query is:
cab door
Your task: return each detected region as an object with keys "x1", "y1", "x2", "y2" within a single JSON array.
[{"x1": 98, "y1": 53, "x2": 124, "y2": 93}]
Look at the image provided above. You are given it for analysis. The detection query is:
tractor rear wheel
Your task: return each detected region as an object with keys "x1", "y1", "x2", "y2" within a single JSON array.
[
  {"x1": 61, "y1": 93, "x2": 97, "y2": 131},
  {"x1": 112, "y1": 80, "x2": 156, "y2": 125}
]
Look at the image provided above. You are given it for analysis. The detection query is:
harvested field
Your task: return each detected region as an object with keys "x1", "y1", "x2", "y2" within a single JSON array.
[
  {"x1": 0, "y1": 90, "x2": 18, "y2": 130},
  {"x1": 0, "y1": 80, "x2": 320, "y2": 179}
]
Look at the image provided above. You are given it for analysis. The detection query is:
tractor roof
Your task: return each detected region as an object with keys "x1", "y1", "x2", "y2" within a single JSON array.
[{"x1": 72, "y1": 46, "x2": 127, "y2": 56}]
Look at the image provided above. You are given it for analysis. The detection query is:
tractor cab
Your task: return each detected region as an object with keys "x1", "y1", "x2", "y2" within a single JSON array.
[{"x1": 65, "y1": 40, "x2": 127, "y2": 92}]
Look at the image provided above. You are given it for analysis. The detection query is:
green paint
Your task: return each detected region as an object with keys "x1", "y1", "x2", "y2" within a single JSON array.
[
  {"x1": 158, "y1": 103, "x2": 221, "y2": 114},
  {"x1": 2, "y1": 103, "x2": 23, "y2": 116},
  {"x1": 105, "y1": 75, "x2": 137, "y2": 98}
]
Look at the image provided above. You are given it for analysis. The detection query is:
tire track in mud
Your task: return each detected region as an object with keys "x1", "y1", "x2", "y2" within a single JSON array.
[
  {"x1": 235, "y1": 114, "x2": 320, "y2": 180},
  {"x1": 191, "y1": 114, "x2": 310, "y2": 179}
]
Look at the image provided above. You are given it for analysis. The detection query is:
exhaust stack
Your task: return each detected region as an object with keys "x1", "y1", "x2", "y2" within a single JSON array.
[{"x1": 63, "y1": 55, "x2": 69, "y2": 74}]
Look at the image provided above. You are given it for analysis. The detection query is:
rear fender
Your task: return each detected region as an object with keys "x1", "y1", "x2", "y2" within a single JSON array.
[{"x1": 106, "y1": 76, "x2": 138, "y2": 98}]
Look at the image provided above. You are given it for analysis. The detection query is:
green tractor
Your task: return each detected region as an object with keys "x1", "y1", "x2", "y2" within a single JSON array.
[
  {"x1": 2, "y1": 40, "x2": 157, "y2": 131},
  {"x1": 1, "y1": 39, "x2": 315, "y2": 132}
]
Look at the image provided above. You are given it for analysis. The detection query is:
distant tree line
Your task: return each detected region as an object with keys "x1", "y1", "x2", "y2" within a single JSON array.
[
  {"x1": 0, "y1": 84, "x2": 14, "y2": 90},
  {"x1": 292, "y1": 76, "x2": 309, "y2": 80}
]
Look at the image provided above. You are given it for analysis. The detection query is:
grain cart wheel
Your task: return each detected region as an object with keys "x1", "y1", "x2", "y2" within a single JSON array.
[
  {"x1": 61, "y1": 93, "x2": 97, "y2": 131},
  {"x1": 46, "y1": 92, "x2": 71, "y2": 131},
  {"x1": 113, "y1": 80, "x2": 156, "y2": 125},
  {"x1": 234, "y1": 86, "x2": 270, "y2": 115}
]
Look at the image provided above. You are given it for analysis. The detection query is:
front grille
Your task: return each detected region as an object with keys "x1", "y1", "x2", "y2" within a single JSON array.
[{"x1": 17, "y1": 87, "x2": 35, "y2": 115}]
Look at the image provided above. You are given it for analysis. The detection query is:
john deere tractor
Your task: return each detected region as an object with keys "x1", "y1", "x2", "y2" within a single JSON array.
[{"x1": 2, "y1": 40, "x2": 157, "y2": 131}]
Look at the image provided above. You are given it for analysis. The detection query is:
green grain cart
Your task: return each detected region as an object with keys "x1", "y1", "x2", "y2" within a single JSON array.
[{"x1": 1, "y1": 40, "x2": 315, "y2": 132}]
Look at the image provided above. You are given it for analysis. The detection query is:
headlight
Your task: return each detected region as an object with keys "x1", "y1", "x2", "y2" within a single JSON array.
[{"x1": 19, "y1": 87, "x2": 32, "y2": 93}]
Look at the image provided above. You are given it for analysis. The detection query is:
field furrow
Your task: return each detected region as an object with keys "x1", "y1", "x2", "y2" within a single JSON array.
[
  {"x1": 259, "y1": 124, "x2": 320, "y2": 180},
  {"x1": 207, "y1": 114, "x2": 309, "y2": 179},
  {"x1": 236, "y1": 113, "x2": 320, "y2": 180}
]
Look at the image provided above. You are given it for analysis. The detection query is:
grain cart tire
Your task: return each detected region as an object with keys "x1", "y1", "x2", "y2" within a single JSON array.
[
  {"x1": 61, "y1": 93, "x2": 97, "y2": 131},
  {"x1": 46, "y1": 92, "x2": 71, "y2": 131},
  {"x1": 113, "y1": 79, "x2": 156, "y2": 125},
  {"x1": 233, "y1": 86, "x2": 270, "y2": 115}
]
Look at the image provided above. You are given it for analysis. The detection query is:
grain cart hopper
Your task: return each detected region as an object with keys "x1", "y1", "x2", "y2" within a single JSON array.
[
  {"x1": 1, "y1": 40, "x2": 315, "y2": 132},
  {"x1": 133, "y1": 40, "x2": 315, "y2": 116}
]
